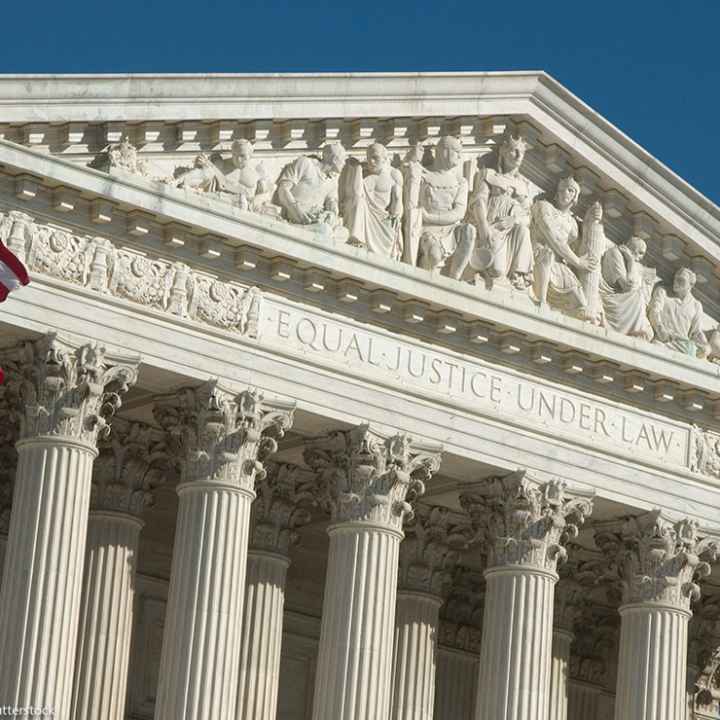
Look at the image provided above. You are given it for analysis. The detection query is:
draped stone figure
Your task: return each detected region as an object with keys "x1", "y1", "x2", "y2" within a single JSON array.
[
  {"x1": 648, "y1": 267, "x2": 710, "y2": 357},
  {"x1": 341, "y1": 143, "x2": 404, "y2": 259},
  {"x1": 600, "y1": 236, "x2": 655, "y2": 340},
  {"x1": 468, "y1": 133, "x2": 534, "y2": 289},
  {"x1": 404, "y1": 136, "x2": 476, "y2": 280},
  {"x1": 276, "y1": 143, "x2": 347, "y2": 227},
  {"x1": 530, "y1": 176, "x2": 598, "y2": 316}
]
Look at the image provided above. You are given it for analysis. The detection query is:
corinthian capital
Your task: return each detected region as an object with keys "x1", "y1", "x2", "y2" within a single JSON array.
[
  {"x1": 0, "y1": 333, "x2": 139, "y2": 446},
  {"x1": 153, "y1": 382, "x2": 294, "y2": 492},
  {"x1": 595, "y1": 510, "x2": 719, "y2": 609},
  {"x1": 460, "y1": 470, "x2": 593, "y2": 572},
  {"x1": 398, "y1": 505, "x2": 472, "y2": 596},
  {"x1": 250, "y1": 461, "x2": 316, "y2": 554},
  {"x1": 92, "y1": 418, "x2": 176, "y2": 516},
  {"x1": 303, "y1": 424, "x2": 441, "y2": 530}
]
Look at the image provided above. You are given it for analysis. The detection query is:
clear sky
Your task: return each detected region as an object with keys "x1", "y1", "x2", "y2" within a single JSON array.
[{"x1": 0, "y1": 0, "x2": 717, "y2": 204}]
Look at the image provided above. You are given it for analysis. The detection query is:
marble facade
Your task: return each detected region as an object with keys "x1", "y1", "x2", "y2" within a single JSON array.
[{"x1": 0, "y1": 72, "x2": 720, "y2": 719}]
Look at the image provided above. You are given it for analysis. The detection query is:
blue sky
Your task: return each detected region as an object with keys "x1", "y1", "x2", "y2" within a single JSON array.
[{"x1": 0, "y1": 0, "x2": 717, "y2": 204}]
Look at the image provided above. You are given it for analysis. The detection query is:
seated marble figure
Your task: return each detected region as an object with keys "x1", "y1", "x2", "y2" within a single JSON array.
[
  {"x1": 530, "y1": 176, "x2": 598, "y2": 317},
  {"x1": 648, "y1": 267, "x2": 710, "y2": 358},
  {"x1": 341, "y1": 143, "x2": 404, "y2": 259},
  {"x1": 275, "y1": 143, "x2": 347, "y2": 227},
  {"x1": 403, "y1": 136, "x2": 476, "y2": 280},
  {"x1": 600, "y1": 236, "x2": 655, "y2": 341},
  {"x1": 468, "y1": 133, "x2": 534, "y2": 290}
]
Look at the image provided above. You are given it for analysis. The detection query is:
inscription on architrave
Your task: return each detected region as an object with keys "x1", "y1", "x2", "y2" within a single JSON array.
[{"x1": 262, "y1": 299, "x2": 690, "y2": 468}]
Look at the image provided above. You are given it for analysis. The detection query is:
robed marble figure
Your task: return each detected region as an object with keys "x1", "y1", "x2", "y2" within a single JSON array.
[
  {"x1": 600, "y1": 237, "x2": 655, "y2": 340},
  {"x1": 404, "y1": 136, "x2": 476, "y2": 280},
  {"x1": 341, "y1": 143, "x2": 404, "y2": 259},
  {"x1": 531, "y1": 176, "x2": 598, "y2": 317},
  {"x1": 648, "y1": 267, "x2": 709, "y2": 357},
  {"x1": 468, "y1": 133, "x2": 534, "y2": 289}
]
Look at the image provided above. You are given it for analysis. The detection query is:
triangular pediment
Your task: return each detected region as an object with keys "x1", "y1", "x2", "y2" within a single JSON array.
[{"x1": 1, "y1": 72, "x2": 719, "y2": 434}]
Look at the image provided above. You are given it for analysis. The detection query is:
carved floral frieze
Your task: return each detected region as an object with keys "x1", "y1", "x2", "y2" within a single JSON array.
[{"x1": 0, "y1": 210, "x2": 262, "y2": 339}]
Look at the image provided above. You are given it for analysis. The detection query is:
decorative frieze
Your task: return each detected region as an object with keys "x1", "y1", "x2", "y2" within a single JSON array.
[
  {"x1": 460, "y1": 470, "x2": 593, "y2": 571},
  {"x1": 303, "y1": 424, "x2": 441, "y2": 530},
  {"x1": 1, "y1": 210, "x2": 263, "y2": 338},
  {"x1": 438, "y1": 566, "x2": 485, "y2": 653},
  {"x1": 595, "y1": 510, "x2": 719, "y2": 609}
]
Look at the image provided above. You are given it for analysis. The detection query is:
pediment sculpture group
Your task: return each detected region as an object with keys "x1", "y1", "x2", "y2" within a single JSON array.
[{"x1": 100, "y1": 134, "x2": 719, "y2": 362}]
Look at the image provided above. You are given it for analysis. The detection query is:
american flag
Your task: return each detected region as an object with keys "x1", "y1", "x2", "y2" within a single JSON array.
[{"x1": 0, "y1": 239, "x2": 30, "y2": 383}]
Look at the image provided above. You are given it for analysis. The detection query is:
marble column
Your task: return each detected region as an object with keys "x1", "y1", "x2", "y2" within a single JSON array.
[
  {"x1": 568, "y1": 683, "x2": 601, "y2": 720},
  {"x1": 304, "y1": 425, "x2": 442, "y2": 720},
  {"x1": 595, "y1": 511, "x2": 719, "y2": 720},
  {"x1": 0, "y1": 335, "x2": 138, "y2": 718},
  {"x1": 549, "y1": 573, "x2": 587, "y2": 720},
  {"x1": 460, "y1": 470, "x2": 593, "y2": 720},
  {"x1": 433, "y1": 647, "x2": 479, "y2": 720},
  {"x1": 236, "y1": 462, "x2": 314, "y2": 720},
  {"x1": 152, "y1": 383, "x2": 294, "y2": 720},
  {"x1": 71, "y1": 419, "x2": 171, "y2": 720},
  {"x1": 390, "y1": 506, "x2": 467, "y2": 720}
]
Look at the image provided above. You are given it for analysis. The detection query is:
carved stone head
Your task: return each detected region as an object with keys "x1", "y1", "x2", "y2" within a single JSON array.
[
  {"x1": 498, "y1": 133, "x2": 528, "y2": 173},
  {"x1": 434, "y1": 136, "x2": 463, "y2": 172},
  {"x1": 321, "y1": 143, "x2": 347, "y2": 177},
  {"x1": 366, "y1": 143, "x2": 390, "y2": 175},
  {"x1": 555, "y1": 176, "x2": 581, "y2": 210},
  {"x1": 231, "y1": 139, "x2": 254, "y2": 169},
  {"x1": 673, "y1": 267, "x2": 696, "y2": 299}
]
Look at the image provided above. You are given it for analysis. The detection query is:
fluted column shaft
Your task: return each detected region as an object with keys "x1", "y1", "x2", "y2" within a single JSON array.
[
  {"x1": 154, "y1": 481, "x2": 254, "y2": 720},
  {"x1": 312, "y1": 522, "x2": 402, "y2": 720},
  {"x1": 476, "y1": 566, "x2": 557, "y2": 720},
  {"x1": 568, "y1": 683, "x2": 601, "y2": 720},
  {"x1": 70, "y1": 511, "x2": 143, "y2": 720},
  {"x1": 0, "y1": 438, "x2": 95, "y2": 717},
  {"x1": 433, "y1": 647, "x2": 479, "y2": 719},
  {"x1": 614, "y1": 603, "x2": 690, "y2": 720},
  {"x1": 236, "y1": 549, "x2": 290, "y2": 720},
  {"x1": 391, "y1": 591, "x2": 443, "y2": 720},
  {"x1": 549, "y1": 629, "x2": 573, "y2": 720}
]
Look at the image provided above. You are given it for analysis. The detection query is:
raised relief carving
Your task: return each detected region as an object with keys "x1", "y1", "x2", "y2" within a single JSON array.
[
  {"x1": 569, "y1": 607, "x2": 617, "y2": 687},
  {"x1": 93, "y1": 418, "x2": 175, "y2": 515},
  {"x1": 93, "y1": 138, "x2": 157, "y2": 179},
  {"x1": 600, "y1": 236, "x2": 656, "y2": 340},
  {"x1": 171, "y1": 140, "x2": 280, "y2": 217},
  {"x1": 250, "y1": 461, "x2": 316, "y2": 553},
  {"x1": 405, "y1": 136, "x2": 476, "y2": 279},
  {"x1": 341, "y1": 143, "x2": 404, "y2": 259},
  {"x1": 0, "y1": 333, "x2": 138, "y2": 444},
  {"x1": 649, "y1": 267, "x2": 710, "y2": 358},
  {"x1": 11, "y1": 211, "x2": 263, "y2": 338},
  {"x1": 460, "y1": 469, "x2": 593, "y2": 571},
  {"x1": 468, "y1": 133, "x2": 534, "y2": 290},
  {"x1": 276, "y1": 143, "x2": 347, "y2": 229},
  {"x1": 531, "y1": 177, "x2": 599, "y2": 319},
  {"x1": 690, "y1": 425, "x2": 720, "y2": 478},
  {"x1": 303, "y1": 424, "x2": 441, "y2": 529},
  {"x1": 153, "y1": 383, "x2": 294, "y2": 491},
  {"x1": 594, "y1": 510, "x2": 719, "y2": 609}
]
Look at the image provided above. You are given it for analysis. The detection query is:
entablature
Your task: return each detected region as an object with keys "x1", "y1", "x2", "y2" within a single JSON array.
[{"x1": 2, "y1": 136, "x2": 720, "y2": 432}]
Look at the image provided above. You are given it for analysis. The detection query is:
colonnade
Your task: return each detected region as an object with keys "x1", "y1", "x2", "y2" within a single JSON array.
[{"x1": 0, "y1": 334, "x2": 717, "y2": 720}]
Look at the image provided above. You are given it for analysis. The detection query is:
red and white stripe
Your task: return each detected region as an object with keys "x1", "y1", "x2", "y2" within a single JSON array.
[{"x1": 0, "y1": 241, "x2": 29, "y2": 302}]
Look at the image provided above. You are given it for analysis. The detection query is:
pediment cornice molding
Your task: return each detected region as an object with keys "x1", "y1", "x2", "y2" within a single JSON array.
[{"x1": 2, "y1": 137, "x2": 720, "y2": 429}]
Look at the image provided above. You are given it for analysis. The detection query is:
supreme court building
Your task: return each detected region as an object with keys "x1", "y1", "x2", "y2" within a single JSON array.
[{"x1": 1, "y1": 72, "x2": 720, "y2": 720}]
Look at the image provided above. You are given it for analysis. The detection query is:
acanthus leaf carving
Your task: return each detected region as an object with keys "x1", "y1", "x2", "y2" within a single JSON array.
[
  {"x1": 92, "y1": 417, "x2": 176, "y2": 516},
  {"x1": 152, "y1": 382, "x2": 294, "y2": 492},
  {"x1": 594, "y1": 510, "x2": 719, "y2": 609},
  {"x1": 250, "y1": 461, "x2": 316, "y2": 554},
  {"x1": 303, "y1": 424, "x2": 441, "y2": 529},
  {"x1": 398, "y1": 504, "x2": 472, "y2": 596},
  {"x1": 0, "y1": 333, "x2": 139, "y2": 446},
  {"x1": 460, "y1": 469, "x2": 593, "y2": 572}
]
